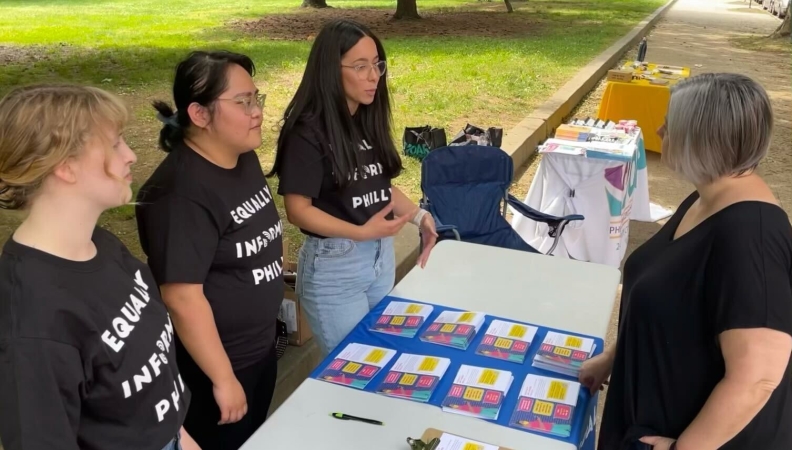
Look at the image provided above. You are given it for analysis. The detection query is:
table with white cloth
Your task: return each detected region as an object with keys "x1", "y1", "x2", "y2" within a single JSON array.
[
  {"x1": 241, "y1": 240, "x2": 621, "y2": 450},
  {"x1": 511, "y1": 130, "x2": 668, "y2": 268}
]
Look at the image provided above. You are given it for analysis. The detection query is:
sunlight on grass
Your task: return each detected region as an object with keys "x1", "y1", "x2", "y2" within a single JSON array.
[{"x1": 0, "y1": 0, "x2": 665, "y2": 258}]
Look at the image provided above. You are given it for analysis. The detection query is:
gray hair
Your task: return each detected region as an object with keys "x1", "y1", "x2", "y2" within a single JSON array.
[{"x1": 662, "y1": 73, "x2": 773, "y2": 185}]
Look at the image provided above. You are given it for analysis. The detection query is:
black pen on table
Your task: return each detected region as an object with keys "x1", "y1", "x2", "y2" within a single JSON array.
[{"x1": 331, "y1": 412, "x2": 384, "y2": 426}]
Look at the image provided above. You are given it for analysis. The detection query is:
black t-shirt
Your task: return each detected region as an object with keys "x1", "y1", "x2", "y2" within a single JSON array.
[
  {"x1": 135, "y1": 142, "x2": 284, "y2": 370},
  {"x1": 277, "y1": 118, "x2": 393, "y2": 238},
  {"x1": 0, "y1": 228, "x2": 188, "y2": 450},
  {"x1": 600, "y1": 193, "x2": 792, "y2": 450}
]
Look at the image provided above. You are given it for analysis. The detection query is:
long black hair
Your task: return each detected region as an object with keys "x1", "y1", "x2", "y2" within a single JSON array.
[
  {"x1": 153, "y1": 50, "x2": 256, "y2": 152},
  {"x1": 268, "y1": 19, "x2": 402, "y2": 188}
]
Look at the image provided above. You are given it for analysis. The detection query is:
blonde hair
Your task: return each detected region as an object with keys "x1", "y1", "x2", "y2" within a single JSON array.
[
  {"x1": 662, "y1": 73, "x2": 773, "y2": 185},
  {"x1": 0, "y1": 84, "x2": 129, "y2": 210}
]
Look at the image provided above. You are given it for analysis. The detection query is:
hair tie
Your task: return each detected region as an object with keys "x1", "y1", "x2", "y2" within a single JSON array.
[{"x1": 156, "y1": 111, "x2": 180, "y2": 128}]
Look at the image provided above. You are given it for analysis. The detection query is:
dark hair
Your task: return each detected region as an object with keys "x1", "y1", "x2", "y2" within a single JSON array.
[
  {"x1": 268, "y1": 19, "x2": 402, "y2": 188},
  {"x1": 153, "y1": 50, "x2": 256, "y2": 152}
]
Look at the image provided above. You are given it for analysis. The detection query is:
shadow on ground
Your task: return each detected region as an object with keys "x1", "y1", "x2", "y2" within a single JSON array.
[{"x1": 236, "y1": 1, "x2": 662, "y2": 40}]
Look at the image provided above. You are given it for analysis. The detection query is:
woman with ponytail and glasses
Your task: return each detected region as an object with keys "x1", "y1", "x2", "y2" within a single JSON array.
[
  {"x1": 268, "y1": 19, "x2": 438, "y2": 356},
  {"x1": 135, "y1": 51, "x2": 283, "y2": 450},
  {"x1": 0, "y1": 84, "x2": 197, "y2": 450}
]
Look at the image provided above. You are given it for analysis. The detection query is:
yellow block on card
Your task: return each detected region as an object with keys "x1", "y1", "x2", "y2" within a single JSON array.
[
  {"x1": 406, "y1": 304, "x2": 423, "y2": 314},
  {"x1": 548, "y1": 381, "x2": 568, "y2": 401},
  {"x1": 508, "y1": 325, "x2": 527, "y2": 339},
  {"x1": 463, "y1": 387, "x2": 485, "y2": 402},
  {"x1": 364, "y1": 349, "x2": 386, "y2": 364},
  {"x1": 463, "y1": 443, "x2": 484, "y2": 450},
  {"x1": 565, "y1": 336, "x2": 583, "y2": 348},
  {"x1": 478, "y1": 369, "x2": 500, "y2": 386},
  {"x1": 459, "y1": 312, "x2": 474, "y2": 323},
  {"x1": 419, "y1": 357, "x2": 439, "y2": 372}
]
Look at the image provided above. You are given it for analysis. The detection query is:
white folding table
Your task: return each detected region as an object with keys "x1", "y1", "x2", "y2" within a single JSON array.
[{"x1": 241, "y1": 240, "x2": 620, "y2": 450}]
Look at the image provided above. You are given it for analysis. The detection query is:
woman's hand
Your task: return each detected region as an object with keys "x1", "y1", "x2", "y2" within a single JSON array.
[
  {"x1": 417, "y1": 213, "x2": 438, "y2": 268},
  {"x1": 358, "y1": 203, "x2": 412, "y2": 241},
  {"x1": 639, "y1": 436, "x2": 676, "y2": 450},
  {"x1": 578, "y1": 348, "x2": 614, "y2": 394},
  {"x1": 213, "y1": 377, "x2": 248, "y2": 425},
  {"x1": 180, "y1": 427, "x2": 202, "y2": 450}
]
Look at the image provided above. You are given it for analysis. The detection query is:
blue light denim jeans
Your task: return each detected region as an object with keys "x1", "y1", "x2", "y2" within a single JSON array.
[
  {"x1": 160, "y1": 432, "x2": 182, "y2": 450},
  {"x1": 297, "y1": 236, "x2": 395, "y2": 356}
]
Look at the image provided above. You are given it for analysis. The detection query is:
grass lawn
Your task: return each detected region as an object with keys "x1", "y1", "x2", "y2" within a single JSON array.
[{"x1": 0, "y1": 0, "x2": 665, "y2": 262}]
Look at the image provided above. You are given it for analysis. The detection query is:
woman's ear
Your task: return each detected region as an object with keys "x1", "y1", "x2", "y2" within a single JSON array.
[
  {"x1": 187, "y1": 102, "x2": 211, "y2": 129},
  {"x1": 52, "y1": 158, "x2": 78, "y2": 185}
]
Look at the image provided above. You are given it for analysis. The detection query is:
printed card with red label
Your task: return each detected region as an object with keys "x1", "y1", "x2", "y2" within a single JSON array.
[
  {"x1": 419, "y1": 311, "x2": 486, "y2": 350},
  {"x1": 475, "y1": 320, "x2": 539, "y2": 364},
  {"x1": 441, "y1": 365, "x2": 514, "y2": 421},
  {"x1": 316, "y1": 343, "x2": 397, "y2": 390},
  {"x1": 508, "y1": 374, "x2": 581, "y2": 438},
  {"x1": 370, "y1": 301, "x2": 434, "y2": 338},
  {"x1": 376, "y1": 353, "x2": 451, "y2": 403},
  {"x1": 532, "y1": 331, "x2": 597, "y2": 377}
]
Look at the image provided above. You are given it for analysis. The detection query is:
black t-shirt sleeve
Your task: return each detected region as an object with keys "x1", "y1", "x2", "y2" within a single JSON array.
[
  {"x1": 140, "y1": 194, "x2": 219, "y2": 285},
  {"x1": 706, "y1": 206, "x2": 792, "y2": 336},
  {"x1": 277, "y1": 130, "x2": 325, "y2": 198},
  {"x1": 0, "y1": 338, "x2": 83, "y2": 450}
]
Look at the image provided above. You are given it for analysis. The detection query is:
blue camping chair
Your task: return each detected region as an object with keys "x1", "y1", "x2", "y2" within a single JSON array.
[{"x1": 419, "y1": 145, "x2": 584, "y2": 255}]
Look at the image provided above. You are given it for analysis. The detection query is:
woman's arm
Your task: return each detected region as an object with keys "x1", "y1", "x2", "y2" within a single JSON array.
[
  {"x1": 160, "y1": 284, "x2": 247, "y2": 425},
  {"x1": 284, "y1": 195, "x2": 411, "y2": 241},
  {"x1": 659, "y1": 328, "x2": 791, "y2": 450},
  {"x1": 0, "y1": 338, "x2": 83, "y2": 450},
  {"x1": 391, "y1": 186, "x2": 419, "y2": 218}
]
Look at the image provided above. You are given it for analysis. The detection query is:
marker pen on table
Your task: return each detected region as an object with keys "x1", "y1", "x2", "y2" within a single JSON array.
[{"x1": 331, "y1": 412, "x2": 384, "y2": 426}]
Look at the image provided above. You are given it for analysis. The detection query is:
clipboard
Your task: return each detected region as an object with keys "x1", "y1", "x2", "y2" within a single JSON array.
[{"x1": 420, "y1": 428, "x2": 515, "y2": 450}]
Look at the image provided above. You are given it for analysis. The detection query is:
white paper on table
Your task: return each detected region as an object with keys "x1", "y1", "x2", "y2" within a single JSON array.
[
  {"x1": 482, "y1": 320, "x2": 538, "y2": 344},
  {"x1": 432, "y1": 311, "x2": 486, "y2": 331},
  {"x1": 541, "y1": 331, "x2": 595, "y2": 353},
  {"x1": 333, "y1": 343, "x2": 396, "y2": 368},
  {"x1": 451, "y1": 365, "x2": 513, "y2": 393},
  {"x1": 436, "y1": 432, "x2": 499, "y2": 450},
  {"x1": 381, "y1": 301, "x2": 434, "y2": 319},
  {"x1": 388, "y1": 353, "x2": 451, "y2": 378},
  {"x1": 518, "y1": 374, "x2": 581, "y2": 407}
]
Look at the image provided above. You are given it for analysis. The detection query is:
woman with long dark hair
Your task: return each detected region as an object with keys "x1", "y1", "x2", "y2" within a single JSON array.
[
  {"x1": 268, "y1": 19, "x2": 438, "y2": 356},
  {"x1": 136, "y1": 51, "x2": 283, "y2": 450}
]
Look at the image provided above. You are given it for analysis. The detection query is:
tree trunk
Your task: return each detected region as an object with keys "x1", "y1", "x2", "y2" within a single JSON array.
[
  {"x1": 770, "y1": 4, "x2": 791, "y2": 38},
  {"x1": 504, "y1": 0, "x2": 514, "y2": 13},
  {"x1": 394, "y1": 0, "x2": 420, "y2": 19},
  {"x1": 301, "y1": 0, "x2": 328, "y2": 8}
]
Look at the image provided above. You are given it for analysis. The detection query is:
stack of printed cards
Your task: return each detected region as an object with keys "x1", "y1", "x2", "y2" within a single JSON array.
[
  {"x1": 441, "y1": 365, "x2": 514, "y2": 421},
  {"x1": 475, "y1": 320, "x2": 538, "y2": 364},
  {"x1": 508, "y1": 374, "x2": 581, "y2": 438},
  {"x1": 370, "y1": 301, "x2": 434, "y2": 338},
  {"x1": 532, "y1": 331, "x2": 596, "y2": 378},
  {"x1": 376, "y1": 353, "x2": 451, "y2": 403},
  {"x1": 316, "y1": 343, "x2": 396, "y2": 390},
  {"x1": 419, "y1": 311, "x2": 485, "y2": 350}
]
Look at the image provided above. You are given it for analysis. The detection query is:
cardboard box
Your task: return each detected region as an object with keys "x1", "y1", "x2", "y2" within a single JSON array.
[
  {"x1": 280, "y1": 239, "x2": 313, "y2": 346},
  {"x1": 607, "y1": 69, "x2": 633, "y2": 83}
]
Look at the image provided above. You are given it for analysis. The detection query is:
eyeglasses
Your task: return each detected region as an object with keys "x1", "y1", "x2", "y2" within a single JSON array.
[
  {"x1": 341, "y1": 60, "x2": 387, "y2": 80},
  {"x1": 217, "y1": 92, "x2": 266, "y2": 115}
]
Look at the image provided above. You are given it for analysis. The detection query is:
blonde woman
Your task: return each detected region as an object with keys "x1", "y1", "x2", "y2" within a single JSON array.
[{"x1": 0, "y1": 85, "x2": 199, "y2": 450}]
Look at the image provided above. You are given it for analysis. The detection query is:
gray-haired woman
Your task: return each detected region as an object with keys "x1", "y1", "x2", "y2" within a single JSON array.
[{"x1": 580, "y1": 73, "x2": 792, "y2": 450}]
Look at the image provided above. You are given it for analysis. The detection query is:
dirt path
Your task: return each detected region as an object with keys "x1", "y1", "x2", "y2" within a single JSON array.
[{"x1": 507, "y1": 0, "x2": 790, "y2": 434}]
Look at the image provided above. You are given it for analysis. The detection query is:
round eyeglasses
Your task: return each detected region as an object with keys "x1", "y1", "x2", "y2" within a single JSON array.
[
  {"x1": 216, "y1": 92, "x2": 266, "y2": 115},
  {"x1": 341, "y1": 60, "x2": 387, "y2": 80}
]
